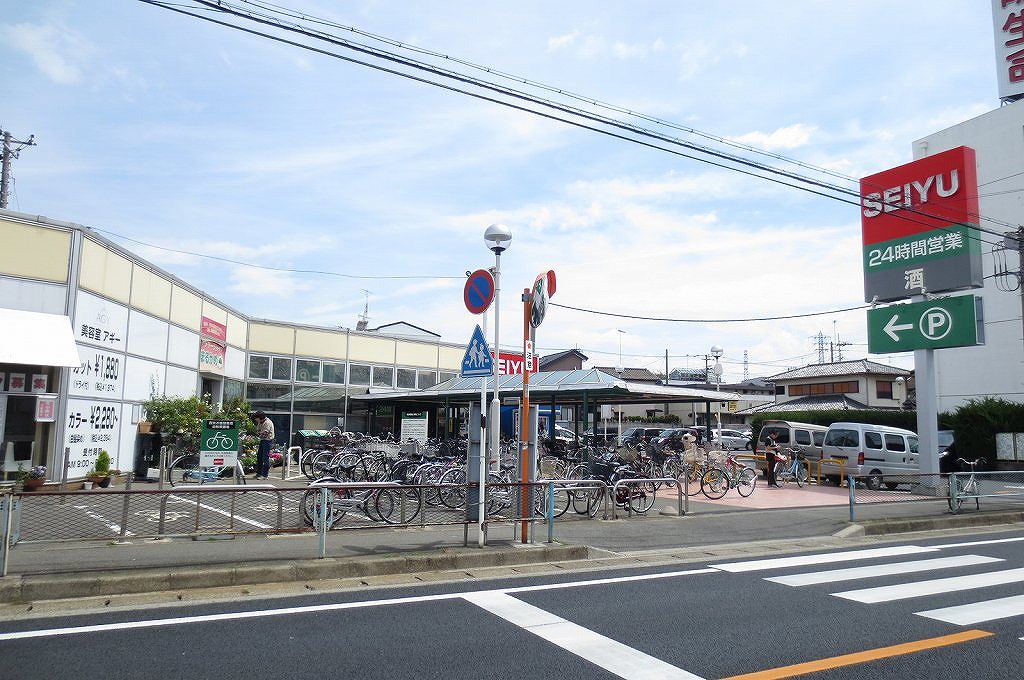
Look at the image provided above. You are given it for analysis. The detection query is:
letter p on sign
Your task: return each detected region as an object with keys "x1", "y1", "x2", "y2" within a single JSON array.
[{"x1": 921, "y1": 307, "x2": 953, "y2": 341}]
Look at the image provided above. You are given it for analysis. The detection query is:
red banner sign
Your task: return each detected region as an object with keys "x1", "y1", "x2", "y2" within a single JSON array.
[{"x1": 201, "y1": 316, "x2": 228, "y2": 343}]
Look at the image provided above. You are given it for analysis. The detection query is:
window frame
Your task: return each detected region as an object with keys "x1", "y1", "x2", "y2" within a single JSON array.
[
  {"x1": 247, "y1": 354, "x2": 271, "y2": 380},
  {"x1": 295, "y1": 358, "x2": 322, "y2": 384}
]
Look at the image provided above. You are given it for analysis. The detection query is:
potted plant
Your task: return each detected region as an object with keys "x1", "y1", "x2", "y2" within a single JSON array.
[
  {"x1": 18, "y1": 464, "x2": 47, "y2": 491},
  {"x1": 87, "y1": 450, "x2": 113, "y2": 488}
]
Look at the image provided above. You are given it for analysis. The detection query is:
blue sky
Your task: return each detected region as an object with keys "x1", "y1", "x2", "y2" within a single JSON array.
[{"x1": 0, "y1": 1, "x2": 1000, "y2": 380}]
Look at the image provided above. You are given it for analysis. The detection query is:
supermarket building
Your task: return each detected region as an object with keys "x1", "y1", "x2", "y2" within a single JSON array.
[{"x1": 0, "y1": 209, "x2": 466, "y2": 480}]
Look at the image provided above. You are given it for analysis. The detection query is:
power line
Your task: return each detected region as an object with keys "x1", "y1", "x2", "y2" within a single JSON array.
[
  {"x1": 147, "y1": 0, "x2": 1014, "y2": 249},
  {"x1": 92, "y1": 227, "x2": 463, "y2": 280},
  {"x1": 549, "y1": 301, "x2": 870, "y2": 323}
]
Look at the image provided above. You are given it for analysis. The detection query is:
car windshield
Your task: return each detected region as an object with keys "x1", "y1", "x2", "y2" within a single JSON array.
[{"x1": 938, "y1": 431, "x2": 954, "y2": 448}]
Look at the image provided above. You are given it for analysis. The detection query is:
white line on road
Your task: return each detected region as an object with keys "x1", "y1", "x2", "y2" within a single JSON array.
[
  {"x1": 0, "y1": 566, "x2": 718, "y2": 641},
  {"x1": 710, "y1": 546, "x2": 937, "y2": 573},
  {"x1": 764, "y1": 555, "x2": 1004, "y2": 587},
  {"x1": 71, "y1": 504, "x2": 134, "y2": 537},
  {"x1": 464, "y1": 591, "x2": 704, "y2": 680},
  {"x1": 930, "y1": 535, "x2": 1024, "y2": 550},
  {"x1": 834, "y1": 567, "x2": 1024, "y2": 603},
  {"x1": 916, "y1": 594, "x2": 1024, "y2": 625},
  {"x1": 167, "y1": 495, "x2": 271, "y2": 529}
]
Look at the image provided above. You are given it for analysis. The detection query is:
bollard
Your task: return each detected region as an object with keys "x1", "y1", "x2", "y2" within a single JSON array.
[
  {"x1": 158, "y1": 446, "x2": 167, "y2": 491},
  {"x1": 677, "y1": 477, "x2": 684, "y2": 517},
  {"x1": 59, "y1": 446, "x2": 70, "y2": 495},
  {"x1": 546, "y1": 481, "x2": 554, "y2": 544},
  {"x1": 847, "y1": 474, "x2": 856, "y2": 522},
  {"x1": 118, "y1": 473, "x2": 133, "y2": 541},
  {"x1": 1, "y1": 492, "x2": 12, "y2": 578},
  {"x1": 275, "y1": 491, "x2": 284, "y2": 530},
  {"x1": 684, "y1": 472, "x2": 690, "y2": 515},
  {"x1": 158, "y1": 495, "x2": 168, "y2": 535},
  {"x1": 317, "y1": 486, "x2": 328, "y2": 559}
]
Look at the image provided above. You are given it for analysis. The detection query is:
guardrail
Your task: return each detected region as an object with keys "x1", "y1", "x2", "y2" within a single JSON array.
[
  {"x1": 846, "y1": 473, "x2": 951, "y2": 521},
  {"x1": 949, "y1": 470, "x2": 1024, "y2": 514}
]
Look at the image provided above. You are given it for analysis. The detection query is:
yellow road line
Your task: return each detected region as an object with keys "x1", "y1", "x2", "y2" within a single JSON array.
[{"x1": 722, "y1": 629, "x2": 993, "y2": 680}]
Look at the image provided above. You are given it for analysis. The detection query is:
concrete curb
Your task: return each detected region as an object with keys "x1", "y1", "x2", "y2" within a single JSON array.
[
  {"x1": 854, "y1": 510, "x2": 1024, "y2": 536},
  {"x1": 0, "y1": 543, "x2": 588, "y2": 604}
]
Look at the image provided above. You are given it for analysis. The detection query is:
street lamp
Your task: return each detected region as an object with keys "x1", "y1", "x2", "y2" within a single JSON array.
[
  {"x1": 710, "y1": 345, "x2": 723, "y2": 442},
  {"x1": 484, "y1": 224, "x2": 512, "y2": 470},
  {"x1": 616, "y1": 330, "x2": 626, "y2": 445}
]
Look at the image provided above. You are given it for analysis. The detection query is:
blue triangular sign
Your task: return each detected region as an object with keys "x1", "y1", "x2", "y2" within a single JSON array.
[{"x1": 460, "y1": 325, "x2": 493, "y2": 377}]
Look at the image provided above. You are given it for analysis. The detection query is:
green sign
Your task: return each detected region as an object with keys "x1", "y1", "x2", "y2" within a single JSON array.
[
  {"x1": 199, "y1": 419, "x2": 239, "y2": 467},
  {"x1": 868, "y1": 296, "x2": 981, "y2": 354}
]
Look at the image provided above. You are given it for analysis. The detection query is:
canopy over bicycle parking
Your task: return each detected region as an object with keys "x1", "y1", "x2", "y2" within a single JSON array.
[{"x1": 352, "y1": 368, "x2": 744, "y2": 438}]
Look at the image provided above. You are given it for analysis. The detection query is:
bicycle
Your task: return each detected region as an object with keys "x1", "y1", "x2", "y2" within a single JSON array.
[
  {"x1": 700, "y1": 454, "x2": 757, "y2": 499},
  {"x1": 301, "y1": 478, "x2": 420, "y2": 526},
  {"x1": 949, "y1": 457, "x2": 984, "y2": 512},
  {"x1": 167, "y1": 454, "x2": 245, "y2": 486},
  {"x1": 774, "y1": 448, "x2": 808, "y2": 488}
]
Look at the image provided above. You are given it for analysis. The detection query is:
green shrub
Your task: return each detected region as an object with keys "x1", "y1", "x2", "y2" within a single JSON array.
[
  {"x1": 143, "y1": 395, "x2": 255, "y2": 454},
  {"x1": 945, "y1": 398, "x2": 1024, "y2": 465}
]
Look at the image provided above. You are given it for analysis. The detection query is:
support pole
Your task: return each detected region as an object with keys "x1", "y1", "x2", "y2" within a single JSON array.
[{"x1": 519, "y1": 288, "x2": 532, "y2": 543}]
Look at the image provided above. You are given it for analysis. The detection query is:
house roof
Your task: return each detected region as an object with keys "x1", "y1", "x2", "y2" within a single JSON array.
[
  {"x1": 538, "y1": 349, "x2": 589, "y2": 369},
  {"x1": 368, "y1": 321, "x2": 440, "y2": 338},
  {"x1": 735, "y1": 394, "x2": 874, "y2": 415},
  {"x1": 768, "y1": 360, "x2": 911, "y2": 381},
  {"x1": 595, "y1": 366, "x2": 662, "y2": 382}
]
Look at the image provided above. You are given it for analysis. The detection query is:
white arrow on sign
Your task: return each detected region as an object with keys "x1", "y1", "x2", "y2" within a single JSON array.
[{"x1": 883, "y1": 314, "x2": 914, "y2": 342}]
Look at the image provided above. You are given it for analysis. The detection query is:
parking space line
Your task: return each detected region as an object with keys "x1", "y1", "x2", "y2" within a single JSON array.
[
  {"x1": 70, "y1": 504, "x2": 134, "y2": 537},
  {"x1": 930, "y1": 535, "x2": 1024, "y2": 549},
  {"x1": 834, "y1": 567, "x2": 1024, "y2": 603},
  {"x1": 167, "y1": 495, "x2": 271, "y2": 529},
  {"x1": 765, "y1": 555, "x2": 1003, "y2": 587},
  {"x1": 710, "y1": 546, "x2": 936, "y2": 573},
  {"x1": 720, "y1": 630, "x2": 993, "y2": 680},
  {"x1": 464, "y1": 591, "x2": 705, "y2": 680},
  {"x1": 917, "y1": 594, "x2": 1024, "y2": 625}
]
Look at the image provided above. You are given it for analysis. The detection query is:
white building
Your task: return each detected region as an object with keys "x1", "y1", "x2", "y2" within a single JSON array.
[{"x1": 912, "y1": 102, "x2": 1024, "y2": 412}]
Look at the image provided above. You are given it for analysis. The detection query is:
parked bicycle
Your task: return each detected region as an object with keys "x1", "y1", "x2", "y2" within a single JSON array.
[
  {"x1": 700, "y1": 453, "x2": 757, "y2": 499},
  {"x1": 949, "y1": 457, "x2": 984, "y2": 512},
  {"x1": 167, "y1": 454, "x2": 245, "y2": 486},
  {"x1": 774, "y1": 447, "x2": 808, "y2": 488}
]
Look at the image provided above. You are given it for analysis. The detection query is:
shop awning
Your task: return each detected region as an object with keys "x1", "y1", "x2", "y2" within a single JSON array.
[{"x1": 0, "y1": 308, "x2": 81, "y2": 367}]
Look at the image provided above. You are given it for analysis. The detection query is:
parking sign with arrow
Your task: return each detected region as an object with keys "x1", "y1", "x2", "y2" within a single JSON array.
[{"x1": 867, "y1": 295, "x2": 982, "y2": 354}]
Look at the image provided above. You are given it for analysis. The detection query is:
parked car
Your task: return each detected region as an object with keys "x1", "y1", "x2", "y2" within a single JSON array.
[
  {"x1": 621, "y1": 426, "x2": 667, "y2": 446},
  {"x1": 714, "y1": 429, "x2": 753, "y2": 451},
  {"x1": 552, "y1": 424, "x2": 577, "y2": 443},
  {"x1": 651, "y1": 427, "x2": 705, "y2": 450},
  {"x1": 755, "y1": 420, "x2": 828, "y2": 475},
  {"x1": 819, "y1": 422, "x2": 921, "y2": 489}
]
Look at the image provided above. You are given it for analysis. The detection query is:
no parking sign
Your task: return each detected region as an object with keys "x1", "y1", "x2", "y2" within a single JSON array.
[{"x1": 464, "y1": 269, "x2": 495, "y2": 315}]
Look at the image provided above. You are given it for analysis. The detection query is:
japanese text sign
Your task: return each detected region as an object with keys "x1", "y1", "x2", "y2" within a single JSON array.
[{"x1": 993, "y1": 0, "x2": 1024, "y2": 100}]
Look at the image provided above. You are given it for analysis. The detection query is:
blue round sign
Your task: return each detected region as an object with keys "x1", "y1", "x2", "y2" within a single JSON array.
[{"x1": 464, "y1": 269, "x2": 495, "y2": 315}]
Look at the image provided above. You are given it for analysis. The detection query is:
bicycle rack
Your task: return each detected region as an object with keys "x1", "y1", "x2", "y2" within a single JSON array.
[{"x1": 609, "y1": 478, "x2": 677, "y2": 519}]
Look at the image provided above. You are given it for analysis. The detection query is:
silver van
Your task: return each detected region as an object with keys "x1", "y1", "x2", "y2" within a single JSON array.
[
  {"x1": 755, "y1": 420, "x2": 829, "y2": 474},
  {"x1": 820, "y1": 422, "x2": 919, "y2": 489}
]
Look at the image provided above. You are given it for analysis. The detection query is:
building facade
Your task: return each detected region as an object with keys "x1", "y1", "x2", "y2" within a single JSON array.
[
  {"x1": 739, "y1": 360, "x2": 911, "y2": 415},
  {"x1": 0, "y1": 210, "x2": 465, "y2": 479}
]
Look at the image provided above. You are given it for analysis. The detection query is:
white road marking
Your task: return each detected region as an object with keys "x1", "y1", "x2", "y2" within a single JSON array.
[
  {"x1": 71, "y1": 504, "x2": 134, "y2": 537},
  {"x1": 834, "y1": 567, "x2": 1024, "y2": 603},
  {"x1": 710, "y1": 546, "x2": 937, "y2": 573},
  {"x1": 765, "y1": 555, "x2": 1003, "y2": 587},
  {"x1": 917, "y1": 594, "x2": 1024, "y2": 625},
  {"x1": 168, "y1": 494, "x2": 271, "y2": 529},
  {"x1": 464, "y1": 591, "x2": 704, "y2": 680},
  {"x1": 930, "y1": 535, "x2": 1024, "y2": 549},
  {"x1": 0, "y1": 565, "x2": 718, "y2": 641}
]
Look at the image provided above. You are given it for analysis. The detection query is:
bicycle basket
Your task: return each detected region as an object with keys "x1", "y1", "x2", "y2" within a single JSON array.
[{"x1": 588, "y1": 460, "x2": 618, "y2": 479}]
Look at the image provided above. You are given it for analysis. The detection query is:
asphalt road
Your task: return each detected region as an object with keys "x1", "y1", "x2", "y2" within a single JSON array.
[{"x1": 3, "y1": 529, "x2": 1024, "y2": 679}]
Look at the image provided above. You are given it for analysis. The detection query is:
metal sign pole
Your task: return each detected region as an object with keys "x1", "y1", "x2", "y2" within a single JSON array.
[
  {"x1": 519, "y1": 288, "x2": 532, "y2": 543},
  {"x1": 478, "y1": 310, "x2": 488, "y2": 548}
]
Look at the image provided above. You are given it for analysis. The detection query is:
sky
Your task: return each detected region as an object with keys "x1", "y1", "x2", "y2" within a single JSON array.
[{"x1": 0, "y1": 1, "x2": 1001, "y2": 381}]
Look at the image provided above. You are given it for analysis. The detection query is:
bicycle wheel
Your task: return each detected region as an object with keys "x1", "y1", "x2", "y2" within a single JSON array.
[
  {"x1": 795, "y1": 463, "x2": 807, "y2": 488},
  {"x1": 774, "y1": 462, "x2": 789, "y2": 487},
  {"x1": 373, "y1": 488, "x2": 398, "y2": 523},
  {"x1": 685, "y1": 464, "x2": 704, "y2": 497},
  {"x1": 628, "y1": 485, "x2": 656, "y2": 514},
  {"x1": 300, "y1": 449, "x2": 319, "y2": 479},
  {"x1": 301, "y1": 485, "x2": 349, "y2": 527},
  {"x1": 437, "y1": 467, "x2": 467, "y2": 510},
  {"x1": 168, "y1": 455, "x2": 202, "y2": 486},
  {"x1": 701, "y1": 468, "x2": 728, "y2": 500},
  {"x1": 736, "y1": 467, "x2": 758, "y2": 497}
]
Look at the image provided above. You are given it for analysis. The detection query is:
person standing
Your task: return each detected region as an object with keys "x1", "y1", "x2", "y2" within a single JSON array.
[
  {"x1": 764, "y1": 430, "x2": 781, "y2": 487},
  {"x1": 254, "y1": 411, "x2": 274, "y2": 480}
]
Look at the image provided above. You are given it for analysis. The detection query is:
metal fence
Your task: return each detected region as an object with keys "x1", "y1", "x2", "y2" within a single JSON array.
[
  {"x1": 845, "y1": 471, "x2": 1024, "y2": 521},
  {"x1": 949, "y1": 470, "x2": 1024, "y2": 514}
]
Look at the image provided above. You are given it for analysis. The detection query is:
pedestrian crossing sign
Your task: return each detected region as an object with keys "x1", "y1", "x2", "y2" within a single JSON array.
[{"x1": 461, "y1": 325, "x2": 493, "y2": 378}]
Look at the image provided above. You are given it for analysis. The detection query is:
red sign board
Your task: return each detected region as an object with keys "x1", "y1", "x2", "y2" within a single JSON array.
[
  {"x1": 860, "y1": 146, "x2": 979, "y2": 245},
  {"x1": 35, "y1": 396, "x2": 57, "y2": 422},
  {"x1": 201, "y1": 316, "x2": 228, "y2": 343},
  {"x1": 495, "y1": 351, "x2": 538, "y2": 376},
  {"x1": 463, "y1": 269, "x2": 495, "y2": 315}
]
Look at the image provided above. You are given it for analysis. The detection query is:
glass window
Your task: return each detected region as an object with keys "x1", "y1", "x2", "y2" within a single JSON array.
[
  {"x1": 272, "y1": 357, "x2": 292, "y2": 381},
  {"x1": 245, "y1": 383, "x2": 290, "y2": 412},
  {"x1": 397, "y1": 368, "x2": 417, "y2": 389},
  {"x1": 417, "y1": 370, "x2": 437, "y2": 389},
  {"x1": 884, "y1": 434, "x2": 906, "y2": 452},
  {"x1": 876, "y1": 380, "x2": 893, "y2": 399},
  {"x1": 759, "y1": 426, "x2": 790, "y2": 444},
  {"x1": 812, "y1": 431, "x2": 825, "y2": 447},
  {"x1": 372, "y1": 366, "x2": 394, "y2": 388},
  {"x1": 349, "y1": 364, "x2": 370, "y2": 386},
  {"x1": 775, "y1": 385, "x2": 785, "y2": 395},
  {"x1": 795, "y1": 430, "x2": 811, "y2": 445},
  {"x1": 248, "y1": 355, "x2": 270, "y2": 380},
  {"x1": 824, "y1": 428, "x2": 859, "y2": 447},
  {"x1": 293, "y1": 386, "x2": 347, "y2": 413},
  {"x1": 439, "y1": 372, "x2": 457, "y2": 384},
  {"x1": 908, "y1": 436, "x2": 919, "y2": 453},
  {"x1": 323, "y1": 362, "x2": 346, "y2": 384},
  {"x1": 223, "y1": 378, "x2": 243, "y2": 401},
  {"x1": 865, "y1": 431, "x2": 883, "y2": 449},
  {"x1": 295, "y1": 359, "x2": 321, "y2": 383}
]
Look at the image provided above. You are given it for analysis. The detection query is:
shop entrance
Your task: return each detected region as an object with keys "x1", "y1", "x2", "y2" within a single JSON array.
[
  {"x1": 200, "y1": 376, "x2": 223, "y2": 409},
  {"x1": 2, "y1": 394, "x2": 51, "y2": 478}
]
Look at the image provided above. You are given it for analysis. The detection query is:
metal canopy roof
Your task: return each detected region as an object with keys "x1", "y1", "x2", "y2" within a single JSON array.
[{"x1": 352, "y1": 368, "x2": 742, "y2": 405}]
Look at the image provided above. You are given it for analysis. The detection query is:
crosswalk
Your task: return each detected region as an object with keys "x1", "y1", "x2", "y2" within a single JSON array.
[{"x1": 713, "y1": 538, "x2": 1024, "y2": 629}]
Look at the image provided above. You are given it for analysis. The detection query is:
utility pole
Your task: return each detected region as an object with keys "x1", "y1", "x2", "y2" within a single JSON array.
[
  {"x1": 0, "y1": 129, "x2": 36, "y2": 209},
  {"x1": 664, "y1": 349, "x2": 670, "y2": 419},
  {"x1": 742, "y1": 350, "x2": 749, "y2": 381}
]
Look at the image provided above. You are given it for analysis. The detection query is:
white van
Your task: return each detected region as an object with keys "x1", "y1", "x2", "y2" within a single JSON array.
[
  {"x1": 820, "y1": 422, "x2": 919, "y2": 489},
  {"x1": 754, "y1": 420, "x2": 829, "y2": 473}
]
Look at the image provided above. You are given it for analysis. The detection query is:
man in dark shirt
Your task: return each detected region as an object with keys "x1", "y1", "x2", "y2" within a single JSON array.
[{"x1": 764, "y1": 430, "x2": 781, "y2": 487}]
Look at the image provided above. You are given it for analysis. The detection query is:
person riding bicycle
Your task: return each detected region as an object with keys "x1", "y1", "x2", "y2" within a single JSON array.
[{"x1": 254, "y1": 411, "x2": 274, "y2": 480}]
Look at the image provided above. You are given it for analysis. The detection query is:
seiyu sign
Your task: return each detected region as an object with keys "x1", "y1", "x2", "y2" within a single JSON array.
[{"x1": 860, "y1": 146, "x2": 983, "y2": 303}]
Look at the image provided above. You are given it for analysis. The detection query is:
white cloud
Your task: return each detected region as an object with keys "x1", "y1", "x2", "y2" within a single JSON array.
[
  {"x1": 547, "y1": 31, "x2": 580, "y2": 51},
  {"x1": 0, "y1": 22, "x2": 90, "y2": 85},
  {"x1": 729, "y1": 123, "x2": 817, "y2": 151},
  {"x1": 228, "y1": 265, "x2": 311, "y2": 298}
]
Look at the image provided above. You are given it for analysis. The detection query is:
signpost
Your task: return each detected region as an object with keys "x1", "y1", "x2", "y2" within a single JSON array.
[
  {"x1": 868, "y1": 296, "x2": 982, "y2": 354},
  {"x1": 464, "y1": 269, "x2": 495, "y2": 315},
  {"x1": 460, "y1": 325, "x2": 494, "y2": 378},
  {"x1": 199, "y1": 419, "x2": 239, "y2": 471},
  {"x1": 464, "y1": 274, "x2": 495, "y2": 549}
]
